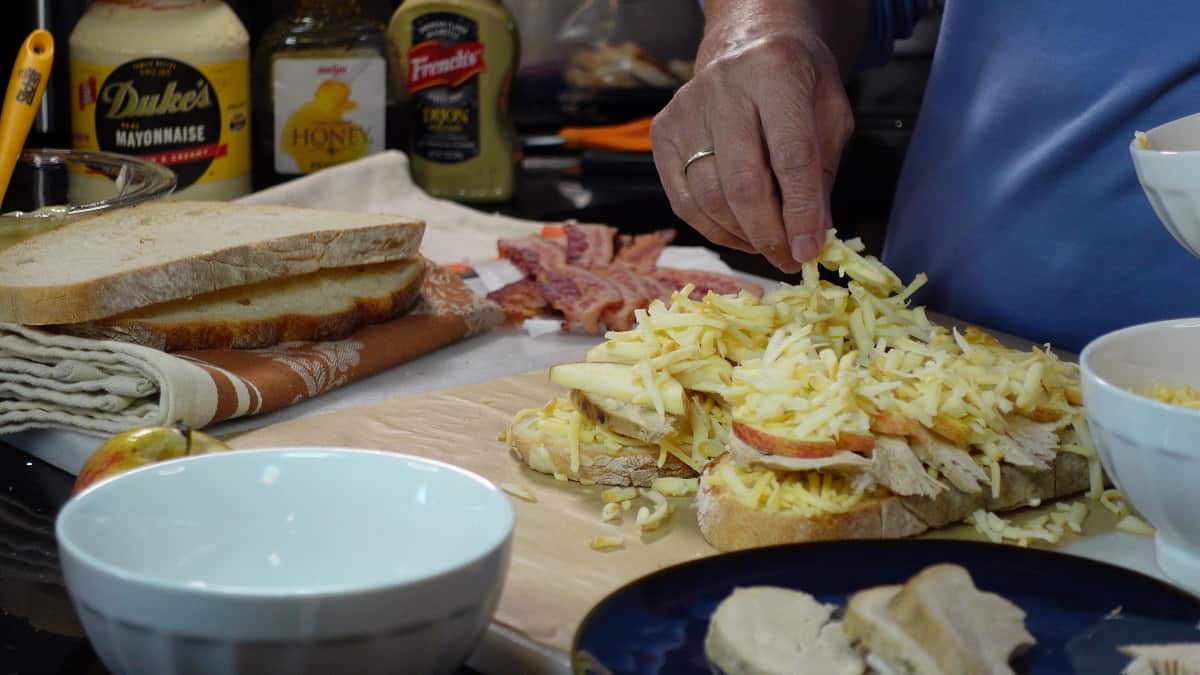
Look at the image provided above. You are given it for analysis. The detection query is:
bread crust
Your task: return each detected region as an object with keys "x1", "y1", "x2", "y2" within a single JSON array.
[
  {"x1": 506, "y1": 414, "x2": 695, "y2": 487},
  {"x1": 56, "y1": 260, "x2": 426, "y2": 351},
  {"x1": 696, "y1": 452, "x2": 1092, "y2": 551},
  {"x1": 0, "y1": 201, "x2": 425, "y2": 325}
]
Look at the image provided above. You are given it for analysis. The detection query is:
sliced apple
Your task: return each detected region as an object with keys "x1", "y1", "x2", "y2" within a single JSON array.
[
  {"x1": 585, "y1": 340, "x2": 645, "y2": 365},
  {"x1": 549, "y1": 362, "x2": 686, "y2": 416},
  {"x1": 673, "y1": 357, "x2": 732, "y2": 395},
  {"x1": 732, "y1": 422, "x2": 874, "y2": 459},
  {"x1": 837, "y1": 432, "x2": 877, "y2": 454},
  {"x1": 1019, "y1": 406, "x2": 1063, "y2": 423},
  {"x1": 870, "y1": 412, "x2": 923, "y2": 438},
  {"x1": 570, "y1": 389, "x2": 683, "y2": 444},
  {"x1": 931, "y1": 413, "x2": 972, "y2": 446}
]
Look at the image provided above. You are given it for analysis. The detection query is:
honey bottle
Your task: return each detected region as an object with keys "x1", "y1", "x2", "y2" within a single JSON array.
[
  {"x1": 388, "y1": 0, "x2": 520, "y2": 203},
  {"x1": 253, "y1": 0, "x2": 397, "y2": 189}
]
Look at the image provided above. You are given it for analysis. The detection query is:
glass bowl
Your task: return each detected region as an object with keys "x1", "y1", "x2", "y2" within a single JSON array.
[{"x1": 0, "y1": 148, "x2": 177, "y2": 249}]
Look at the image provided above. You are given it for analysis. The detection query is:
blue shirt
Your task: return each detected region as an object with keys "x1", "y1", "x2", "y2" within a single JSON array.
[{"x1": 869, "y1": 1, "x2": 1200, "y2": 352}]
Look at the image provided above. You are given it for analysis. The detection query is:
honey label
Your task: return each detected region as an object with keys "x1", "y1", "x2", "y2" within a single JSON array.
[
  {"x1": 408, "y1": 12, "x2": 482, "y2": 163},
  {"x1": 71, "y1": 57, "x2": 250, "y2": 191},
  {"x1": 272, "y1": 56, "x2": 386, "y2": 175}
]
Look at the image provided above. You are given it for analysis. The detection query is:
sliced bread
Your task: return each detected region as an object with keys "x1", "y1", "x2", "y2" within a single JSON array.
[
  {"x1": 506, "y1": 412, "x2": 695, "y2": 487},
  {"x1": 54, "y1": 258, "x2": 425, "y2": 351},
  {"x1": 695, "y1": 452, "x2": 1091, "y2": 551},
  {"x1": 0, "y1": 201, "x2": 425, "y2": 324}
]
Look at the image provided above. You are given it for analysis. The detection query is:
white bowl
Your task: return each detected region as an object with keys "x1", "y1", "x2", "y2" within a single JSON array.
[
  {"x1": 1130, "y1": 111, "x2": 1200, "y2": 258},
  {"x1": 1080, "y1": 319, "x2": 1200, "y2": 593},
  {"x1": 55, "y1": 448, "x2": 514, "y2": 675}
]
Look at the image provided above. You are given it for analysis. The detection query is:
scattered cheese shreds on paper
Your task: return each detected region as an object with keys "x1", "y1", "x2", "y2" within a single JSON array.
[
  {"x1": 590, "y1": 535, "x2": 624, "y2": 551},
  {"x1": 499, "y1": 482, "x2": 537, "y2": 502},
  {"x1": 1115, "y1": 515, "x2": 1155, "y2": 536}
]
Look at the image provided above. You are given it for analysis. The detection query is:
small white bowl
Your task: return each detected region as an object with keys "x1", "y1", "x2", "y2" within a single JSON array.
[
  {"x1": 1080, "y1": 319, "x2": 1200, "y2": 593},
  {"x1": 1130, "y1": 112, "x2": 1200, "y2": 258},
  {"x1": 55, "y1": 448, "x2": 514, "y2": 675}
]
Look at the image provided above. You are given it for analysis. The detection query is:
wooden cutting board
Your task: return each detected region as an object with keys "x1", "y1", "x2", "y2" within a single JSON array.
[{"x1": 226, "y1": 368, "x2": 1126, "y2": 668}]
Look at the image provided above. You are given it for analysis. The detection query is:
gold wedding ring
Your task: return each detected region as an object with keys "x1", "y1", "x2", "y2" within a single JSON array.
[{"x1": 682, "y1": 148, "x2": 715, "y2": 176}]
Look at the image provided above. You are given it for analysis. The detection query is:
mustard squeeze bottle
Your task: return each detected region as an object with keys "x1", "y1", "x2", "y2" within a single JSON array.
[{"x1": 388, "y1": 0, "x2": 519, "y2": 203}]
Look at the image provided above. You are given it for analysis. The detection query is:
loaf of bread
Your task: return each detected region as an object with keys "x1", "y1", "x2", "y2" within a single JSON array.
[{"x1": 0, "y1": 201, "x2": 425, "y2": 325}]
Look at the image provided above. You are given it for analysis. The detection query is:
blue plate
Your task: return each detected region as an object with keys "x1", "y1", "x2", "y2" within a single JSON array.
[{"x1": 572, "y1": 540, "x2": 1200, "y2": 675}]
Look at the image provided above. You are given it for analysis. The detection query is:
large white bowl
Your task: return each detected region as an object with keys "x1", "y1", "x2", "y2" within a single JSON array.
[
  {"x1": 1080, "y1": 319, "x2": 1200, "y2": 593},
  {"x1": 1130, "y1": 111, "x2": 1200, "y2": 258},
  {"x1": 55, "y1": 448, "x2": 514, "y2": 675}
]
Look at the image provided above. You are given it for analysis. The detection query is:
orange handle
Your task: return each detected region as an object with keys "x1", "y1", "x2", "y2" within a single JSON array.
[
  {"x1": 0, "y1": 30, "x2": 54, "y2": 203},
  {"x1": 558, "y1": 116, "x2": 654, "y2": 152}
]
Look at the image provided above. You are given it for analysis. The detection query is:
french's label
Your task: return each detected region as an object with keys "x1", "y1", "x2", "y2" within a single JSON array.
[
  {"x1": 71, "y1": 57, "x2": 250, "y2": 191},
  {"x1": 408, "y1": 12, "x2": 481, "y2": 163},
  {"x1": 272, "y1": 56, "x2": 386, "y2": 175}
]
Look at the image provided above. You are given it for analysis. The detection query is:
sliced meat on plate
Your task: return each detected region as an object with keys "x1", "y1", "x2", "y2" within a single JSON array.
[
  {"x1": 615, "y1": 229, "x2": 677, "y2": 271},
  {"x1": 497, "y1": 236, "x2": 567, "y2": 276},
  {"x1": 654, "y1": 267, "x2": 765, "y2": 299},
  {"x1": 564, "y1": 223, "x2": 617, "y2": 268},
  {"x1": 486, "y1": 278, "x2": 548, "y2": 323},
  {"x1": 535, "y1": 267, "x2": 623, "y2": 334}
]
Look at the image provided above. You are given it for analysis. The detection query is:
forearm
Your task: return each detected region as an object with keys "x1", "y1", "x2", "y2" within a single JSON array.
[{"x1": 699, "y1": 0, "x2": 871, "y2": 75}]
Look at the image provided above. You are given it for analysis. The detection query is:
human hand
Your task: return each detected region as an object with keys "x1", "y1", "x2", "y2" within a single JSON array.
[{"x1": 651, "y1": 9, "x2": 854, "y2": 272}]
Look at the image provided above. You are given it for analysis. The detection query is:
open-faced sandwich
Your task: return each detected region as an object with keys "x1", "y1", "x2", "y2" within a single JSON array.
[{"x1": 505, "y1": 231, "x2": 1100, "y2": 550}]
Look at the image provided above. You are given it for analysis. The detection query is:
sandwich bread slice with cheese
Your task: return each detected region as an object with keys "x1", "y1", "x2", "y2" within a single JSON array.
[
  {"x1": 506, "y1": 231, "x2": 1101, "y2": 549},
  {"x1": 0, "y1": 200, "x2": 429, "y2": 351}
]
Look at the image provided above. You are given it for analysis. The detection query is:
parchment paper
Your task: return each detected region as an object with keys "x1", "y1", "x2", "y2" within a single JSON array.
[{"x1": 227, "y1": 370, "x2": 1127, "y2": 656}]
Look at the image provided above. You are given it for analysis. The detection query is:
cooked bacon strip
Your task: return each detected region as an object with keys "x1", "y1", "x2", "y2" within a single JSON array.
[
  {"x1": 596, "y1": 263, "x2": 661, "y2": 331},
  {"x1": 497, "y1": 236, "x2": 567, "y2": 276},
  {"x1": 654, "y1": 267, "x2": 764, "y2": 299},
  {"x1": 535, "y1": 267, "x2": 623, "y2": 334},
  {"x1": 615, "y1": 229, "x2": 676, "y2": 271},
  {"x1": 564, "y1": 224, "x2": 617, "y2": 268},
  {"x1": 486, "y1": 278, "x2": 548, "y2": 323}
]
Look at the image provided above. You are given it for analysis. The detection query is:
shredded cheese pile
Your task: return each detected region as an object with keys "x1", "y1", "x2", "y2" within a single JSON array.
[
  {"x1": 703, "y1": 456, "x2": 875, "y2": 515},
  {"x1": 1137, "y1": 383, "x2": 1200, "y2": 410},
  {"x1": 515, "y1": 230, "x2": 1102, "y2": 521}
]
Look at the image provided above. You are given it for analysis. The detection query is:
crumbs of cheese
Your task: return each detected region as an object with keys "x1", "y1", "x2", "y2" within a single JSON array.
[
  {"x1": 590, "y1": 535, "x2": 625, "y2": 551},
  {"x1": 636, "y1": 488, "x2": 672, "y2": 531},
  {"x1": 652, "y1": 477, "x2": 698, "y2": 497},
  {"x1": 602, "y1": 486, "x2": 637, "y2": 503},
  {"x1": 499, "y1": 483, "x2": 537, "y2": 502},
  {"x1": 1134, "y1": 130, "x2": 1152, "y2": 149},
  {"x1": 601, "y1": 502, "x2": 622, "y2": 522},
  {"x1": 1100, "y1": 488, "x2": 1131, "y2": 518},
  {"x1": 704, "y1": 459, "x2": 867, "y2": 516},
  {"x1": 1115, "y1": 515, "x2": 1155, "y2": 536},
  {"x1": 1137, "y1": 383, "x2": 1200, "y2": 410}
]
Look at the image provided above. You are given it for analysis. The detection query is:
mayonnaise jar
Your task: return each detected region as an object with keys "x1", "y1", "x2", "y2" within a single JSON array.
[{"x1": 69, "y1": 0, "x2": 252, "y2": 201}]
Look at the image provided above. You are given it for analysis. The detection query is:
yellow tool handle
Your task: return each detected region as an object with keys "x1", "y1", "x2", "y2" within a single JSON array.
[{"x1": 0, "y1": 30, "x2": 55, "y2": 203}]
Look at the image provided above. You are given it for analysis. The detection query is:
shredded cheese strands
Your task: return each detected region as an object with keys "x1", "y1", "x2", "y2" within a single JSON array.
[{"x1": 519, "y1": 229, "x2": 1097, "y2": 520}]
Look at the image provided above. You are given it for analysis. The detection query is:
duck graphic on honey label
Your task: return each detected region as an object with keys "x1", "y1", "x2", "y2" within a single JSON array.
[
  {"x1": 271, "y1": 57, "x2": 387, "y2": 175},
  {"x1": 280, "y1": 79, "x2": 371, "y2": 172}
]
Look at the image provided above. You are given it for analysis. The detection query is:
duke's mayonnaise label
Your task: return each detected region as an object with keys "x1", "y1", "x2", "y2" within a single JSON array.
[{"x1": 71, "y1": 56, "x2": 251, "y2": 193}]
